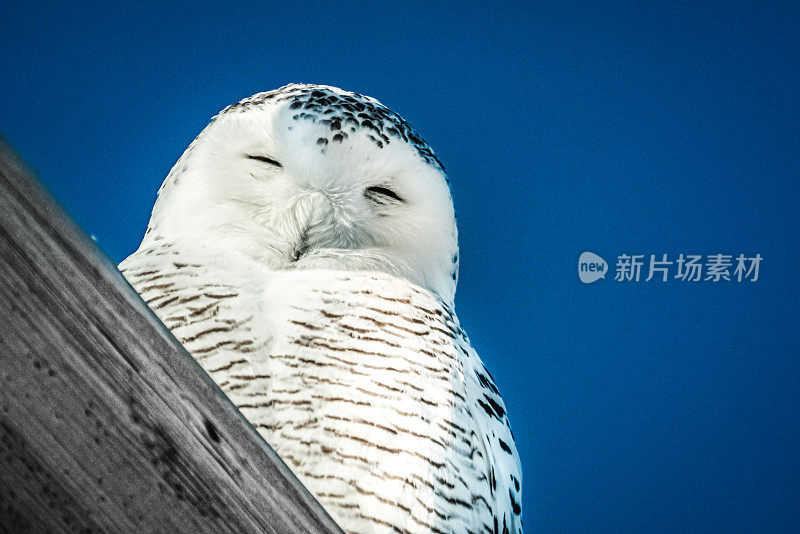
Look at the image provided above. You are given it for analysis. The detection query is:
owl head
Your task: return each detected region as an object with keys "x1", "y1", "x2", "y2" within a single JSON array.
[{"x1": 143, "y1": 84, "x2": 459, "y2": 303}]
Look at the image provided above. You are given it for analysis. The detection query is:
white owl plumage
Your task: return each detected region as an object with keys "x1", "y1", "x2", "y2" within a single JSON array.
[{"x1": 120, "y1": 84, "x2": 522, "y2": 534}]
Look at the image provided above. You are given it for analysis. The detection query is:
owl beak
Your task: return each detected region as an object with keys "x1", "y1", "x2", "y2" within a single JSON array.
[
  {"x1": 290, "y1": 232, "x2": 309, "y2": 262},
  {"x1": 288, "y1": 190, "x2": 328, "y2": 263}
]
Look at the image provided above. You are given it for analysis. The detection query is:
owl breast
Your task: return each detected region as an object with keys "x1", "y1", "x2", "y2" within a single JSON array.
[{"x1": 121, "y1": 250, "x2": 493, "y2": 534}]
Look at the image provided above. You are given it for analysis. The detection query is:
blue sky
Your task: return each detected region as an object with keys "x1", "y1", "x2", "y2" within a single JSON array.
[{"x1": 3, "y1": 1, "x2": 800, "y2": 531}]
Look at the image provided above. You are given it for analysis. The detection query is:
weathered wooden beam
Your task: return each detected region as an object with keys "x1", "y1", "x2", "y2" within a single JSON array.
[{"x1": 0, "y1": 136, "x2": 344, "y2": 534}]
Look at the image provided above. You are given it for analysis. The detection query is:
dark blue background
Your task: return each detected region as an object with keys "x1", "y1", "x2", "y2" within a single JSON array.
[{"x1": 3, "y1": 2, "x2": 799, "y2": 531}]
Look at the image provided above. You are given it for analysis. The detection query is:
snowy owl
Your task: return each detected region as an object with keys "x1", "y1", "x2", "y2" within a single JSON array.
[{"x1": 120, "y1": 84, "x2": 522, "y2": 534}]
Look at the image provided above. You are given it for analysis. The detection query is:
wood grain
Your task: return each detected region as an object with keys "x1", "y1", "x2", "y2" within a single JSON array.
[{"x1": 0, "y1": 136, "x2": 344, "y2": 534}]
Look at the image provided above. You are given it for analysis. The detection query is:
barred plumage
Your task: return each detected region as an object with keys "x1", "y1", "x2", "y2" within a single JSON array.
[{"x1": 120, "y1": 84, "x2": 522, "y2": 533}]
